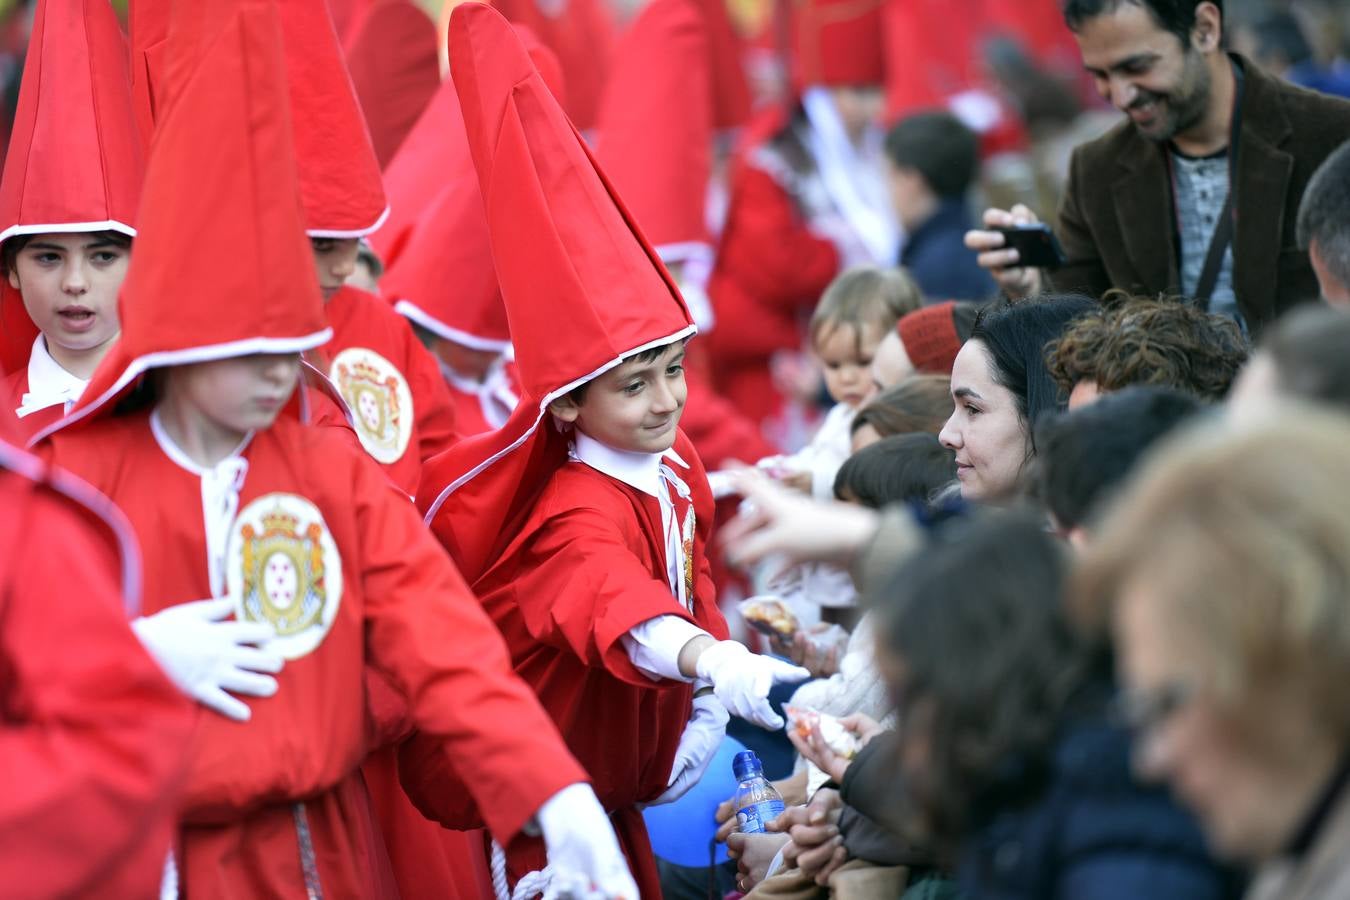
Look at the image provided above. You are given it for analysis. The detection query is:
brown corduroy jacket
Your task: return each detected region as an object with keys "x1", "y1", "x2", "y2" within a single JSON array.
[{"x1": 1050, "y1": 56, "x2": 1350, "y2": 333}]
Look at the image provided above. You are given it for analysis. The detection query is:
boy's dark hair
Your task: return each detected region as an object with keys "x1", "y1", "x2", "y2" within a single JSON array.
[
  {"x1": 2, "y1": 230, "x2": 133, "y2": 276},
  {"x1": 883, "y1": 112, "x2": 980, "y2": 199},
  {"x1": 810, "y1": 266, "x2": 922, "y2": 351},
  {"x1": 1033, "y1": 385, "x2": 1202, "y2": 532},
  {"x1": 851, "y1": 374, "x2": 953, "y2": 438},
  {"x1": 1061, "y1": 0, "x2": 1223, "y2": 44},
  {"x1": 563, "y1": 340, "x2": 682, "y2": 406},
  {"x1": 834, "y1": 433, "x2": 957, "y2": 508},
  {"x1": 1262, "y1": 306, "x2": 1350, "y2": 410},
  {"x1": 1044, "y1": 293, "x2": 1248, "y2": 401},
  {"x1": 1297, "y1": 139, "x2": 1350, "y2": 295},
  {"x1": 356, "y1": 240, "x2": 384, "y2": 279},
  {"x1": 969, "y1": 295, "x2": 1097, "y2": 436}
]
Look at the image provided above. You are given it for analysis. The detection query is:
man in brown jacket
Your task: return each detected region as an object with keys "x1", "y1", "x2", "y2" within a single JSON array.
[{"x1": 967, "y1": 0, "x2": 1350, "y2": 334}]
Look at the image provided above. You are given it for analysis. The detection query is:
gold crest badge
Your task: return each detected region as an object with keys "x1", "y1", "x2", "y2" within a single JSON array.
[
  {"x1": 682, "y1": 505, "x2": 697, "y2": 610},
  {"x1": 330, "y1": 347, "x2": 415, "y2": 464},
  {"x1": 226, "y1": 493, "x2": 344, "y2": 660}
]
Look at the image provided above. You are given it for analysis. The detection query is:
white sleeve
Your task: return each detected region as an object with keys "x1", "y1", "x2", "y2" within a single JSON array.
[{"x1": 621, "y1": 615, "x2": 712, "y2": 682}]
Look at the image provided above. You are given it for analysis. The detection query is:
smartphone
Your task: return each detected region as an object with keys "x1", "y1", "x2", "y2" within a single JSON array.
[{"x1": 995, "y1": 223, "x2": 1067, "y2": 270}]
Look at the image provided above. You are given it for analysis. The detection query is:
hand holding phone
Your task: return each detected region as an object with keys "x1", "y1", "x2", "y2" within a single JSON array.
[{"x1": 993, "y1": 223, "x2": 1067, "y2": 271}]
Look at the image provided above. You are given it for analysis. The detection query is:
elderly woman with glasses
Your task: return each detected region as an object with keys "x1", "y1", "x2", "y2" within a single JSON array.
[{"x1": 1078, "y1": 410, "x2": 1350, "y2": 900}]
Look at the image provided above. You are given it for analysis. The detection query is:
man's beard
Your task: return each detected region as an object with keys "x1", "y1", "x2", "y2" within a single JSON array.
[{"x1": 1129, "y1": 51, "x2": 1213, "y2": 144}]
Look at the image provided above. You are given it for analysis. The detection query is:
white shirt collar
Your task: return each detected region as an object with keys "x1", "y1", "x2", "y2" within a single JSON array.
[
  {"x1": 150, "y1": 407, "x2": 254, "y2": 476},
  {"x1": 18, "y1": 336, "x2": 89, "y2": 417},
  {"x1": 570, "y1": 430, "x2": 688, "y2": 498}
]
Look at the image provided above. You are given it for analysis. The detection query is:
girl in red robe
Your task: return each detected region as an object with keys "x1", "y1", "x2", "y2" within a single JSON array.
[{"x1": 38, "y1": 4, "x2": 635, "y2": 896}]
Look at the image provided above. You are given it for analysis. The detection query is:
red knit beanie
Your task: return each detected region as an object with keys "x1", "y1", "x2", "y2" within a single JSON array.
[{"x1": 898, "y1": 301, "x2": 963, "y2": 375}]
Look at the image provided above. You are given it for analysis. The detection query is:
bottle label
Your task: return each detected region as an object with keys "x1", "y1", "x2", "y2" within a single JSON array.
[{"x1": 736, "y1": 799, "x2": 786, "y2": 835}]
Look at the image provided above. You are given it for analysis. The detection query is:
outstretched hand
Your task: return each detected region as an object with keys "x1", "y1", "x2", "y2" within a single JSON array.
[{"x1": 720, "y1": 469, "x2": 879, "y2": 569}]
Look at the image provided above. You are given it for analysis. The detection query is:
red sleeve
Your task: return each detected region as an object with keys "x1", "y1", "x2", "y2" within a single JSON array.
[
  {"x1": 352, "y1": 449, "x2": 585, "y2": 844},
  {"x1": 719, "y1": 162, "x2": 839, "y2": 307},
  {"x1": 0, "y1": 485, "x2": 191, "y2": 896},
  {"x1": 507, "y1": 501, "x2": 712, "y2": 685},
  {"x1": 403, "y1": 322, "x2": 461, "y2": 462}
]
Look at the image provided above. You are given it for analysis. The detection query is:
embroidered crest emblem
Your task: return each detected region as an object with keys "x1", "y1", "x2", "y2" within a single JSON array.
[
  {"x1": 226, "y1": 493, "x2": 343, "y2": 660},
  {"x1": 330, "y1": 347, "x2": 414, "y2": 464}
]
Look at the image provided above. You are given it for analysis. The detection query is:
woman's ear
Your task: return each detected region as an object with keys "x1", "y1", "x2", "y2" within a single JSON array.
[{"x1": 548, "y1": 395, "x2": 581, "y2": 423}]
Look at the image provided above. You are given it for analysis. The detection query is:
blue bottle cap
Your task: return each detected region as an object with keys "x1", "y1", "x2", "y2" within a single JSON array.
[{"x1": 732, "y1": 750, "x2": 763, "y2": 781}]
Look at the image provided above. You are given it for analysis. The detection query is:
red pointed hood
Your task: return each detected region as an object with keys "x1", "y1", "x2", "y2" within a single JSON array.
[
  {"x1": 0, "y1": 0, "x2": 144, "y2": 375},
  {"x1": 695, "y1": 0, "x2": 751, "y2": 130},
  {"x1": 129, "y1": 0, "x2": 170, "y2": 149},
  {"x1": 489, "y1": 0, "x2": 615, "y2": 131},
  {"x1": 372, "y1": 23, "x2": 563, "y2": 272},
  {"x1": 281, "y1": 0, "x2": 388, "y2": 236},
  {"x1": 382, "y1": 175, "x2": 509, "y2": 352},
  {"x1": 39, "y1": 0, "x2": 330, "y2": 439},
  {"x1": 417, "y1": 2, "x2": 695, "y2": 577},
  {"x1": 595, "y1": 0, "x2": 713, "y2": 259},
  {"x1": 342, "y1": 0, "x2": 441, "y2": 168},
  {"x1": 790, "y1": 0, "x2": 886, "y2": 89}
]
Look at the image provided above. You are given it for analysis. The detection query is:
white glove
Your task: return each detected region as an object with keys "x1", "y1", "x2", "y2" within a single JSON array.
[
  {"x1": 650, "y1": 692, "x2": 729, "y2": 806},
  {"x1": 695, "y1": 640, "x2": 810, "y2": 730},
  {"x1": 537, "y1": 783, "x2": 639, "y2": 900},
  {"x1": 132, "y1": 597, "x2": 284, "y2": 722}
]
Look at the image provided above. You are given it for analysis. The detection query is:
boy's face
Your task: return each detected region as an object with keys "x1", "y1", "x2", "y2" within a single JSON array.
[
  {"x1": 168, "y1": 353, "x2": 302, "y2": 438},
  {"x1": 559, "y1": 341, "x2": 688, "y2": 454},
  {"x1": 817, "y1": 320, "x2": 883, "y2": 409},
  {"x1": 8, "y1": 232, "x2": 127, "y2": 357},
  {"x1": 310, "y1": 237, "x2": 360, "y2": 300}
]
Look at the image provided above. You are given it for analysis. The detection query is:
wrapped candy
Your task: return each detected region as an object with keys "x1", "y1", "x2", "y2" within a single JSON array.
[
  {"x1": 738, "y1": 596, "x2": 799, "y2": 640},
  {"x1": 785, "y1": 705, "x2": 862, "y2": 760}
]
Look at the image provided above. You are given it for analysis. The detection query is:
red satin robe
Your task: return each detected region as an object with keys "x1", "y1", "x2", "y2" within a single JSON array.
[
  {"x1": 408, "y1": 430, "x2": 729, "y2": 897},
  {"x1": 0, "y1": 435, "x2": 192, "y2": 897},
  {"x1": 44, "y1": 411, "x2": 586, "y2": 899},
  {"x1": 322, "y1": 285, "x2": 460, "y2": 495}
]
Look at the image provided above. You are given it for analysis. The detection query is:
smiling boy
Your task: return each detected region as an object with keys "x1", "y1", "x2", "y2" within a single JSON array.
[{"x1": 412, "y1": 7, "x2": 809, "y2": 896}]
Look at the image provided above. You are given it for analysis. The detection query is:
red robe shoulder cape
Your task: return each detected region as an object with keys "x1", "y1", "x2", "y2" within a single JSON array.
[
  {"x1": 0, "y1": 435, "x2": 192, "y2": 897},
  {"x1": 321, "y1": 284, "x2": 459, "y2": 495},
  {"x1": 409, "y1": 427, "x2": 728, "y2": 895},
  {"x1": 44, "y1": 411, "x2": 584, "y2": 899}
]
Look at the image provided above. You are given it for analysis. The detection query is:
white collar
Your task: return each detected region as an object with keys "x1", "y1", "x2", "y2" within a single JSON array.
[
  {"x1": 18, "y1": 336, "x2": 90, "y2": 417},
  {"x1": 150, "y1": 407, "x2": 254, "y2": 476},
  {"x1": 570, "y1": 430, "x2": 688, "y2": 498}
]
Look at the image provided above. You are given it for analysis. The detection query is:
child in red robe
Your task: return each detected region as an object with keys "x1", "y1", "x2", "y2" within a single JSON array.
[
  {"x1": 0, "y1": 0, "x2": 141, "y2": 437},
  {"x1": 37, "y1": 4, "x2": 636, "y2": 896},
  {"x1": 0, "y1": 415, "x2": 192, "y2": 897},
  {"x1": 414, "y1": 7, "x2": 810, "y2": 896}
]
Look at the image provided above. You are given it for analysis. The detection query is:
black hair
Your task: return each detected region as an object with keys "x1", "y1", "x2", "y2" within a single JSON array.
[
  {"x1": 1033, "y1": 385, "x2": 1203, "y2": 531},
  {"x1": 833, "y1": 433, "x2": 957, "y2": 508},
  {"x1": 883, "y1": 112, "x2": 980, "y2": 199},
  {"x1": 1061, "y1": 0, "x2": 1224, "y2": 44},
  {"x1": 1262, "y1": 306, "x2": 1350, "y2": 410},
  {"x1": 967, "y1": 295, "x2": 1098, "y2": 439},
  {"x1": 563, "y1": 340, "x2": 684, "y2": 406},
  {"x1": 1297, "y1": 139, "x2": 1350, "y2": 294},
  {"x1": 870, "y1": 509, "x2": 1088, "y2": 849},
  {"x1": 2, "y1": 229, "x2": 133, "y2": 276}
]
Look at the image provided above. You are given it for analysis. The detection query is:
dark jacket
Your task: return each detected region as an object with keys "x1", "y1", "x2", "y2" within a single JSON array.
[
  {"x1": 1052, "y1": 55, "x2": 1350, "y2": 332},
  {"x1": 839, "y1": 731, "x2": 929, "y2": 867},
  {"x1": 900, "y1": 199, "x2": 997, "y2": 302},
  {"x1": 958, "y1": 712, "x2": 1244, "y2": 900}
]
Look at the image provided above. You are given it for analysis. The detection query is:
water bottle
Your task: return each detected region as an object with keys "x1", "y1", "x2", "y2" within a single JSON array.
[{"x1": 732, "y1": 750, "x2": 785, "y2": 834}]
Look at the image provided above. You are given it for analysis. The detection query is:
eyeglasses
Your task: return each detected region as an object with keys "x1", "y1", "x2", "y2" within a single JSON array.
[{"x1": 1112, "y1": 680, "x2": 1197, "y2": 736}]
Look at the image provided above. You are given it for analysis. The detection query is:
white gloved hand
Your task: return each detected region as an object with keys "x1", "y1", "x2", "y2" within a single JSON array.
[
  {"x1": 650, "y1": 692, "x2": 729, "y2": 806},
  {"x1": 537, "y1": 783, "x2": 639, "y2": 900},
  {"x1": 132, "y1": 597, "x2": 284, "y2": 722},
  {"x1": 695, "y1": 640, "x2": 810, "y2": 730}
]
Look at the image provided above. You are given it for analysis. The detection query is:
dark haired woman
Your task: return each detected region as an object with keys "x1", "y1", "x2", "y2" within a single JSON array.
[
  {"x1": 938, "y1": 296, "x2": 1095, "y2": 502},
  {"x1": 871, "y1": 511, "x2": 1242, "y2": 900}
]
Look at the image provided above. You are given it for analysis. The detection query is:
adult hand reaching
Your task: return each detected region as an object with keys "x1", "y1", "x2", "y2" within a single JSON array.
[
  {"x1": 786, "y1": 713, "x2": 885, "y2": 783},
  {"x1": 964, "y1": 204, "x2": 1046, "y2": 299},
  {"x1": 720, "y1": 469, "x2": 879, "y2": 569}
]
